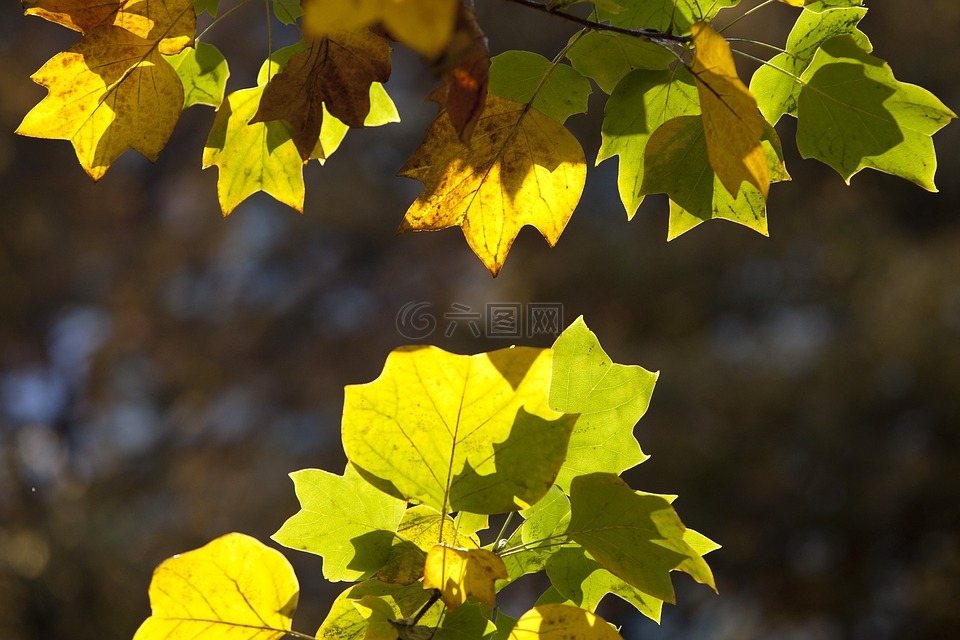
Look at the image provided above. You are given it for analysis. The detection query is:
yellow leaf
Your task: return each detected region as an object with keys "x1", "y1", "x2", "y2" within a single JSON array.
[
  {"x1": 507, "y1": 604, "x2": 622, "y2": 640},
  {"x1": 301, "y1": 0, "x2": 458, "y2": 58},
  {"x1": 133, "y1": 533, "x2": 299, "y2": 640},
  {"x1": 423, "y1": 544, "x2": 508, "y2": 610},
  {"x1": 690, "y1": 22, "x2": 770, "y2": 199},
  {"x1": 16, "y1": 24, "x2": 187, "y2": 180},
  {"x1": 778, "y1": 0, "x2": 812, "y2": 6},
  {"x1": 399, "y1": 94, "x2": 586, "y2": 276},
  {"x1": 252, "y1": 30, "x2": 392, "y2": 160}
]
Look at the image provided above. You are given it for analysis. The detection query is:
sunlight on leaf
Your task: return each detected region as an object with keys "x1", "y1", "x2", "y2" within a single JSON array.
[
  {"x1": 566, "y1": 31, "x2": 673, "y2": 95},
  {"x1": 318, "y1": 581, "x2": 440, "y2": 640},
  {"x1": 691, "y1": 22, "x2": 769, "y2": 199},
  {"x1": 424, "y1": 544, "x2": 508, "y2": 609},
  {"x1": 567, "y1": 473, "x2": 716, "y2": 604},
  {"x1": 272, "y1": 463, "x2": 407, "y2": 582},
  {"x1": 507, "y1": 604, "x2": 622, "y2": 640},
  {"x1": 165, "y1": 42, "x2": 230, "y2": 109},
  {"x1": 489, "y1": 51, "x2": 591, "y2": 124},
  {"x1": 133, "y1": 533, "x2": 298, "y2": 640},
  {"x1": 399, "y1": 94, "x2": 586, "y2": 275},
  {"x1": 342, "y1": 345, "x2": 576, "y2": 513},
  {"x1": 378, "y1": 506, "x2": 479, "y2": 585},
  {"x1": 797, "y1": 36, "x2": 955, "y2": 190},
  {"x1": 549, "y1": 317, "x2": 656, "y2": 490}
]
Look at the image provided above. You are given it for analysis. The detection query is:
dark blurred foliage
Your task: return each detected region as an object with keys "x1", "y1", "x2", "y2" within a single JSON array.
[{"x1": 1, "y1": 2, "x2": 959, "y2": 639}]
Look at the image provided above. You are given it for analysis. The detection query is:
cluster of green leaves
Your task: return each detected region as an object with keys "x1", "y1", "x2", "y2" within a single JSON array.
[
  {"x1": 17, "y1": 0, "x2": 955, "y2": 275},
  {"x1": 131, "y1": 318, "x2": 719, "y2": 640}
]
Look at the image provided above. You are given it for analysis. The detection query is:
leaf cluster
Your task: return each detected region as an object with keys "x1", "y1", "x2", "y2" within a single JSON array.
[
  {"x1": 131, "y1": 318, "x2": 719, "y2": 640},
  {"x1": 16, "y1": 0, "x2": 954, "y2": 275}
]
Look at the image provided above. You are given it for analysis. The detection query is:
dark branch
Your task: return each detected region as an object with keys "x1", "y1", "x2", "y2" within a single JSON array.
[{"x1": 500, "y1": 0, "x2": 692, "y2": 45}]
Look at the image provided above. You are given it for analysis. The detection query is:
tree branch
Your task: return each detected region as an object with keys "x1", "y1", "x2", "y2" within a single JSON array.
[{"x1": 500, "y1": 0, "x2": 692, "y2": 45}]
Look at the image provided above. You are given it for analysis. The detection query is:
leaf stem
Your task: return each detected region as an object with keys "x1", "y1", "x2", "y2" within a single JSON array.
[
  {"x1": 730, "y1": 47, "x2": 804, "y2": 84},
  {"x1": 195, "y1": 0, "x2": 255, "y2": 43},
  {"x1": 719, "y1": 0, "x2": 778, "y2": 35},
  {"x1": 498, "y1": 534, "x2": 571, "y2": 557},
  {"x1": 726, "y1": 37, "x2": 790, "y2": 56},
  {"x1": 500, "y1": 0, "x2": 691, "y2": 44},
  {"x1": 412, "y1": 590, "x2": 443, "y2": 624},
  {"x1": 493, "y1": 512, "x2": 515, "y2": 550}
]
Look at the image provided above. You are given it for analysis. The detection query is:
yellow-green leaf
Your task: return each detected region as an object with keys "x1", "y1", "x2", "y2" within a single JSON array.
[
  {"x1": 399, "y1": 94, "x2": 586, "y2": 276},
  {"x1": 317, "y1": 580, "x2": 440, "y2": 640},
  {"x1": 342, "y1": 345, "x2": 576, "y2": 514},
  {"x1": 301, "y1": 0, "x2": 458, "y2": 58},
  {"x1": 690, "y1": 22, "x2": 769, "y2": 199},
  {"x1": 424, "y1": 544, "x2": 508, "y2": 609},
  {"x1": 133, "y1": 533, "x2": 299, "y2": 640},
  {"x1": 378, "y1": 505, "x2": 479, "y2": 585},
  {"x1": 507, "y1": 604, "x2": 622, "y2": 640}
]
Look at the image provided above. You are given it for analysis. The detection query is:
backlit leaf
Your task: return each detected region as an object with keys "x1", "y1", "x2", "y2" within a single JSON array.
[
  {"x1": 342, "y1": 345, "x2": 576, "y2": 513},
  {"x1": 488, "y1": 51, "x2": 591, "y2": 124},
  {"x1": 545, "y1": 547, "x2": 663, "y2": 621},
  {"x1": 567, "y1": 473, "x2": 715, "y2": 604},
  {"x1": 600, "y1": 0, "x2": 739, "y2": 34},
  {"x1": 399, "y1": 94, "x2": 586, "y2": 275},
  {"x1": 165, "y1": 42, "x2": 230, "y2": 108},
  {"x1": 597, "y1": 68, "x2": 700, "y2": 218},
  {"x1": 132, "y1": 533, "x2": 298, "y2": 640},
  {"x1": 549, "y1": 316, "x2": 656, "y2": 490},
  {"x1": 641, "y1": 116, "x2": 789, "y2": 238},
  {"x1": 301, "y1": 0, "x2": 458, "y2": 58},
  {"x1": 273, "y1": 0, "x2": 303, "y2": 24},
  {"x1": 691, "y1": 22, "x2": 769, "y2": 199},
  {"x1": 750, "y1": 6, "x2": 871, "y2": 124},
  {"x1": 430, "y1": 3, "x2": 490, "y2": 143},
  {"x1": 565, "y1": 31, "x2": 674, "y2": 95},
  {"x1": 507, "y1": 604, "x2": 622, "y2": 640},
  {"x1": 501, "y1": 486, "x2": 570, "y2": 584},
  {"x1": 272, "y1": 463, "x2": 407, "y2": 582},
  {"x1": 424, "y1": 544, "x2": 508, "y2": 609},
  {"x1": 797, "y1": 36, "x2": 956, "y2": 190},
  {"x1": 252, "y1": 30, "x2": 392, "y2": 160},
  {"x1": 378, "y1": 505, "x2": 479, "y2": 585},
  {"x1": 317, "y1": 580, "x2": 440, "y2": 640}
]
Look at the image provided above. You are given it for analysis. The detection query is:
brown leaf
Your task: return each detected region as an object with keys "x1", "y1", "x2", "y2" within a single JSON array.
[
  {"x1": 430, "y1": 3, "x2": 489, "y2": 143},
  {"x1": 252, "y1": 29, "x2": 391, "y2": 160}
]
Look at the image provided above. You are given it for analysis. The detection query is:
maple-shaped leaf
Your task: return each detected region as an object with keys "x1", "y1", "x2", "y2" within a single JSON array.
[
  {"x1": 252, "y1": 30, "x2": 391, "y2": 160},
  {"x1": 133, "y1": 533, "x2": 299, "y2": 640},
  {"x1": 549, "y1": 317, "x2": 657, "y2": 491},
  {"x1": 342, "y1": 345, "x2": 576, "y2": 514},
  {"x1": 597, "y1": 68, "x2": 700, "y2": 218},
  {"x1": 750, "y1": 5, "x2": 872, "y2": 125},
  {"x1": 690, "y1": 21, "x2": 769, "y2": 199},
  {"x1": 641, "y1": 115, "x2": 790, "y2": 238},
  {"x1": 23, "y1": 0, "x2": 194, "y2": 51},
  {"x1": 399, "y1": 94, "x2": 586, "y2": 275},
  {"x1": 567, "y1": 473, "x2": 715, "y2": 604},
  {"x1": 429, "y1": 3, "x2": 490, "y2": 143},
  {"x1": 423, "y1": 544, "x2": 508, "y2": 609},
  {"x1": 16, "y1": 21, "x2": 191, "y2": 180},
  {"x1": 301, "y1": 0, "x2": 458, "y2": 58},
  {"x1": 796, "y1": 36, "x2": 955, "y2": 190},
  {"x1": 272, "y1": 463, "x2": 407, "y2": 582},
  {"x1": 508, "y1": 604, "x2": 622, "y2": 640}
]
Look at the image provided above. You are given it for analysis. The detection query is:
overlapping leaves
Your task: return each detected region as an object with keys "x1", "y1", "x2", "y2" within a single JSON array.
[{"x1": 133, "y1": 319, "x2": 718, "y2": 639}]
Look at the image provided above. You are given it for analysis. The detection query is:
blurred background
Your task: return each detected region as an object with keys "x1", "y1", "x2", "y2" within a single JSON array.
[{"x1": 1, "y1": 1, "x2": 959, "y2": 638}]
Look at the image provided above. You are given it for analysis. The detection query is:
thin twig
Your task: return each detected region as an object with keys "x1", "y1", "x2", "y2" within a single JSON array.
[{"x1": 501, "y1": 0, "x2": 691, "y2": 44}]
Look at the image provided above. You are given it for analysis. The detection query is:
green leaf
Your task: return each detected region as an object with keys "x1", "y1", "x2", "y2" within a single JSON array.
[
  {"x1": 195, "y1": 0, "x2": 218, "y2": 16},
  {"x1": 641, "y1": 116, "x2": 790, "y2": 239},
  {"x1": 314, "y1": 82, "x2": 400, "y2": 163},
  {"x1": 272, "y1": 464, "x2": 407, "y2": 582},
  {"x1": 492, "y1": 611, "x2": 518, "y2": 640},
  {"x1": 600, "y1": 0, "x2": 739, "y2": 34},
  {"x1": 273, "y1": 0, "x2": 303, "y2": 24},
  {"x1": 489, "y1": 51, "x2": 591, "y2": 123},
  {"x1": 549, "y1": 317, "x2": 656, "y2": 490},
  {"x1": 435, "y1": 602, "x2": 498, "y2": 640},
  {"x1": 165, "y1": 42, "x2": 230, "y2": 108},
  {"x1": 545, "y1": 547, "x2": 663, "y2": 621},
  {"x1": 597, "y1": 68, "x2": 700, "y2": 218},
  {"x1": 317, "y1": 580, "x2": 441, "y2": 640},
  {"x1": 567, "y1": 473, "x2": 715, "y2": 604},
  {"x1": 455, "y1": 511, "x2": 490, "y2": 537},
  {"x1": 521, "y1": 485, "x2": 569, "y2": 546},
  {"x1": 342, "y1": 345, "x2": 577, "y2": 514},
  {"x1": 797, "y1": 36, "x2": 956, "y2": 190},
  {"x1": 133, "y1": 533, "x2": 299, "y2": 640},
  {"x1": 565, "y1": 31, "x2": 673, "y2": 94},
  {"x1": 750, "y1": 6, "x2": 871, "y2": 124},
  {"x1": 804, "y1": 0, "x2": 862, "y2": 11}
]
